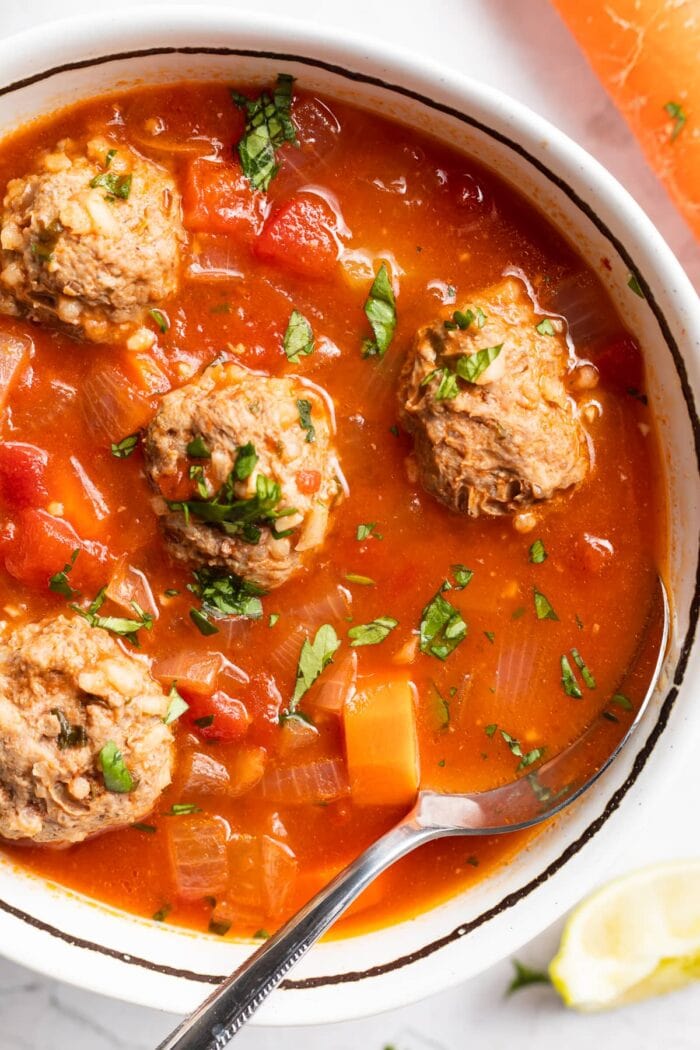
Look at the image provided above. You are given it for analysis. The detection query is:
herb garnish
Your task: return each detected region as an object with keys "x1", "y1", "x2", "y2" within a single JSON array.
[
  {"x1": 419, "y1": 588, "x2": 467, "y2": 660},
  {"x1": 356, "y1": 522, "x2": 382, "y2": 541},
  {"x1": 484, "y1": 723, "x2": 497, "y2": 737},
  {"x1": 186, "y1": 435, "x2": 211, "y2": 459},
  {"x1": 52, "y1": 708, "x2": 88, "y2": 750},
  {"x1": 269, "y1": 613, "x2": 279, "y2": 627},
  {"x1": 533, "y1": 589, "x2": 558, "y2": 621},
  {"x1": 500, "y1": 729, "x2": 545, "y2": 771},
  {"x1": 149, "y1": 308, "x2": 169, "y2": 334},
  {"x1": 444, "y1": 308, "x2": 474, "y2": 331},
  {"x1": 348, "y1": 616, "x2": 398, "y2": 647},
  {"x1": 49, "y1": 548, "x2": 80, "y2": 598},
  {"x1": 628, "y1": 273, "x2": 645, "y2": 299},
  {"x1": 422, "y1": 344, "x2": 503, "y2": 400},
  {"x1": 345, "y1": 572, "x2": 375, "y2": 586},
  {"x1": 296, "y1": 399, "x2": 316, "y2": 443},
  {"x1": 231, "y1": 73, "x2": 297, "y2": 191},
  {"x1": 152, "y1": 904, "x2": 172, "y2": 922},
  {"x1": 611, "y1": 693, "x2": 633, "y2": 711},
  {"x1": 30, "y1": 219, "x2": 63, "y2": 262},
  {"x1": 535, "y1": 318, "x2": 555, "y2": 336},
  {"x1": 664, "y1": 100, "x2": 687, "y2": 141},
  {"x1": 507, "y1": 959, "x2": 552, "y2": 995},
  {"x1": 283, "y1": 310, "x2": 314, "y2": 363},
  {"x1": 362, "y1": 263, "x2": 397, "y2": 358},
  {"x1": 560, "y1": 654, "x2": 582, "y2": 698},
  {"x1": 529, "y1": 539, "x2": 547, "y2": 564},
  {"x1": 233, "y1": 442, "x2": 258, "y2": 480},
  {"x1": 72, "y1": 587, "x2": 153, "y2": 646},
  {"x1": 89, "y1": 170, "x2": 132, "y2": 200},
  {"x1": 194, "y1": 714, "x2": 215, "y2": 729},
  {"x1": 111, "y1": 433, "x2": 139, "y2": 459},
  {"x1": 190, "y1": 607, "x2": 220, "y2": 636},
  {"x1": 451, "y1": 564, "x2": 473, "y2": 590},
  {"x1": 131, "y1": 822, "x2": 157, "y2": 834},
  {"x1": 164, "y1": 683, "x2": 189, "y2": 726},
  {"x1": 99, "y1": 741, "x2": 136, "y2": 793},
  {"x1": 571, "y1": 648, "x2": 596, "y2": 689},
  {"x1": 289, "y1": 624, "x2": 340, "y2": 711},
  {"x1": 167, "y1": 803, "x2": 201, "y2": 816},
  {"x1": 209, "y1": 917, "x2": 232, "y2": 937},
  {"x1": 484, "y1": 630, "x2": 495, "y2": 644},
  {"x1": 188, "y1": 566, "x2": 264, "y2": 621}
]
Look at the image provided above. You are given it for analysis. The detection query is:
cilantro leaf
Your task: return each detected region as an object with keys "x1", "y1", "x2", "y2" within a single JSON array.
[
  {"x1": 348, "y1": 616, "x2": 398, "y2": 647},
  {"x1": 283, "y1": 310, "x2": 314, "y2": 362},
  {"x1": 454, "y1": 344, "x2": 503, "y2": 383},
  {"x1": 188, "y1": 566, "x2": 264, "y2": 620},
  {"x1": 296, "y1": 399, "x2": 316, "y2": 443},
  {"x1": 186, "y1": 435, "x2": 211, "y2": 459},
  {"x1": 419, "y1": 588, "x2": 467, "y2": 660},
  {"x1": 51, "y1": 708, "x2": 88, "y2": 750},
  {"x1": 163, "y1": 684, "x2": 189, "y2": 726},
  {"x1": 290, "y1": 624, "x2": 340, "y2": 709},
  {"x1": 560, "y1": 654, "x2": 582, "y2": 698},
  {"x1": 49, "y1": 548, "x2": 80, "y2": 598},
  {"x1": 231, "y1": 73, "x2": 297, "y2": 191},
  {"x1": 664, "y1": 100, "x2": 687, "y2": 141},
  {"x1": 361, "y1": 263, "x2": 397, "y2": 358},
  {"x1": 72, "y1": 588, "x2": 153, "y2": 646},
  {"x1": 529, "y1": 539, "x2": 547, "y2": 564},
  {"x1": 99, "y1": 741, "x2": 136, "y2": 793},
  {"x1": 111, "y1": 433, "x2": 139, "y2": 459},
  {"x1": 533, "y1": 589, "x2": 558, "y2": 621},
  {"x1": 535, "y1": 318, "x2": 555, "y2": 336}
]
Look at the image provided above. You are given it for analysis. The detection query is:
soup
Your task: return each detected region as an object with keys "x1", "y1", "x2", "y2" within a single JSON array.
[{"x1": 0, "y1": 77, "x2": 665, "y2": 939}]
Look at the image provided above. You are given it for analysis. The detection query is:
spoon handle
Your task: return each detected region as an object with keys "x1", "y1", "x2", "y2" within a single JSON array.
[{"x1": 157, "y1": 817, "x2": 437, "y2": 1050}]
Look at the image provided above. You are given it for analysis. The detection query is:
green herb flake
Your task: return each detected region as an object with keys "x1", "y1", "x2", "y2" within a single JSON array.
[
  {"x1": 529, "y1": 539, "x2": 547, "y2": 564},
  {"x1": 152, "y1": 904, "x2": 172, "y2": 923},
  {"x1": 111, "y1": 433, "x2": 139, "y2": 459},
  {"x1": 560, "y1": 654, "x2": 583, "y2": 699},
  {"x1": 72, "y1": 588, "x2": 153, "y2": 646},
  {"x1": 485, "y1": 723, "x2": 497, "y2": 738},
  {"x1": 535, "y1": 318, "x2": 555, "y2": 336},
  {"x1": 571, "y1": 648, "x2": 596, "y2": 689},
  {"x1": 99, "y1": 741, "x2": 136, "y2": 793},
  {"x1": 283, "y1": 310, "x2": 315, "y2": 363},
  {"x1": 356, "y1": 522, "x2": 382, "y2": 541},
  {"x1": 290, "y1": 624, "x2": 340, "y2": 710},
  {"x1": 168, "y1": 803, "x2": 202, "y2": 816},
  {"x1": 149, "y1": 308, "x2": 169, "y2": 334},
  {"x1": 348, "y1": 616, "x2": 398, "y2": 648},
  {"x1": 475, "y1": 307, "x2": 487, "y2": 328},
  {"x1": 186, "y1": 435, "x2": 211, "y2": 459},
  {"x1": 512, "y1": 606, "x2": 526, "y2": 621},
  {"x1": 664, "y1": 100, "x2": 687, "y2": 141},
  {"x1": 507, "y1": 959, "x2": 552, "y2": 995},
  {"x1": 231, "y1": 73, "x2": 297, "y2": 191},
  {"x1": 419, "y1": 588, "x2": 467, "y2": 661},
  {"x1": 209, "y1": 917, "x2": 232, "y2": 937},
  {"x1": 451, "y1": 564, "x2": 473, "y2": 590},
  {"x1": 164, "y1": 588, "x2": 180, "y2": 598},
  {"x1": 51, "y1": 708, "x2": 87, "y2": 750},
  {"x1": 189, "y1": 607, "x2": 220, "y2": 636},
  {"x1": 194, "y1": 714, "x2": 215, "y2": 729},
  {"x1": 628, "y1": 273, "x2": 645, "y2": 299},
  {"x1": 131, "y1": 822, "x2": 157, "y2": 834},
  {"x1": 345, "y1": 572, "x2": 375, "y2": 587},
  {"x1": 189, "y1": 566, "x2": 264, "y2": 621},
  {"x1": 253, "y1": 929, "x2": 270, "y2": 940},
  {"x1": 484, "y1": 630, "x2": 495, "y2": 644},
  {"x1": 164, "y1": 683, "x2": 189, "y2": 726},
  {"x1": 49, "y1": 548, "x2": 80, "y2": 599},
  {"x1": 533, "y1": 589, "x2": 558, "y2": 621},
  {"x1": 611, "y1": 693, "x2": 633, "y2": 711},
  {"x1": 361, "y1": 263, "x2": 397, "y2": 359},
  {"x1": 454, "y1": 344, "x2": 503, "y2": 383},
  {"x1": 168, "y1": 465, "x2": 294, "y2": 545},
  {"x1": 296, "y1": 398, "x2": 316, "y2": 443},
  {"x1": 105, "y1": 148, "x2": 117, "y2": 167},
  {"x1": 234, "y1": 441, "x2": 258, "y2": 480},
  {"x1": 269, "y1": 613, "x2": 280, "y2": 627},
  {"x1": 89, "y1": 170, "x2": 132, "y2": 200}
]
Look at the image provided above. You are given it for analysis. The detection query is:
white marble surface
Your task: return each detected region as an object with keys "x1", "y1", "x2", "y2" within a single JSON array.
[{"x1": 0, "y1": 0, "x2": 698, "y2": 1047}]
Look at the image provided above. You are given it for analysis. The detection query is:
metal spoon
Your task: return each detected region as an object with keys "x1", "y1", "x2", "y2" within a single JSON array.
[{"x1": 158, "y1": 575, "x2": 669, "y2": 1050}]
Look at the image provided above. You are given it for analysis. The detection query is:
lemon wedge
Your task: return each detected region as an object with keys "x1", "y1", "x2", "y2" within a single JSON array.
[{"x1": 550, "y1": 860, "x2": 700, "y2": 1011}]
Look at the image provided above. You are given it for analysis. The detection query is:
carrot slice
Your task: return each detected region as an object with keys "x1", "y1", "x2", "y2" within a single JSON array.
[
  {"x1": 343, "y1": 676, "x2": 420, "y2": 807},
  {"x1": 551, "y1": 0, "x2": 699, "y2": 237}
]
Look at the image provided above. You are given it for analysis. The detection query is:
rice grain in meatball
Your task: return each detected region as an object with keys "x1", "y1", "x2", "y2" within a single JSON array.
[
  {"x1": 0, "y1": 137, "x2": 184, "y2": 345},
  {"x1": 145, "y1": 361, "x2": 344, "y2": 590},
  {"x1": 398, "y1": 277, "x2": 589, "y2": 517},
  {"x1": 0, "y1": 615, "x2": 174, "y2": 845}
]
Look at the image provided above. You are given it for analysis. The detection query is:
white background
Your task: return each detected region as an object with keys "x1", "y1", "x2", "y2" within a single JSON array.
[{"x1": 0, "y1": 1, "x2": 698, "y2": 1047}]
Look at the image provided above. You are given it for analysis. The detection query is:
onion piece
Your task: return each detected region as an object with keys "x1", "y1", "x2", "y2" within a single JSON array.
[
  {"x1": 309, "y1": 650, "x2": 357, "y2": 717},
  {"x1": 180, "y1": 751, "x2": 231, "y2": 795},
  {"x1": 80, "y1": 362, "x2": 155, "y2": 444},
  {"x1": 167, "y1": 814, "x2": 229, "y2": 901},
  {"x1": 188, "y1": 233, "x2": 245, "y2": 281},
  {"x1": 262, "y1": 835, "x2": 298, "y2": 919},
  {"x1": 286, "y1": 582, "x2": 351, "y2": 630},
  {"x1": 106, "y1": 559, "x2": 159, "y2": 621},
  {"x1": 224, "y1": 833, "x2": 297, "y2": 921},
  {"x1": 278, "y1": 716, "x2": 319, "y2": 754},
  {"x1": 228, "y1": 745, "x2": 268, "y2": 797},
  {"x1": 537, "y1": 271, "x2": 620, "y2": 353},
  {"x1": 153, "y1": 651, "x2": 225, "y2": 696},
  {"x1": 259, "y1": 757, "x2": 349, "y2": 805},
  {"x1": 0, "y1": 330, "x2": 31, "y2": 410}
]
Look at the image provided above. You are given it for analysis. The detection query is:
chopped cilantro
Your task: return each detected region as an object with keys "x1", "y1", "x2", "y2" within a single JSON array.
[
  {"x1": 611, "y1": 693, "x2": 633, "y2": 710},
  {"x1": 149, "y1": 308, "x2": 169, "y2": 333},
  {"x1": 571, "y1": 648, "x2": 596, "y2": 689},
  {"x1": 194, "y1": 714, "x2": 215, "y2": 728},
  {"x1": 89, "y1": 170, "x2": 132, "y2": 200},
  {"x1": 345, "y1": 573, "x2": 375, "y2": 586},
  {"x1": 484, "y1": 723, "x2": 498, "y2": 737},
  {"x1": 283, "y1": 310, "x2": 315, "y2": 363},
  {"x1": 664, "y1": 100, "x2": 687, "y2": 141},
  {"x1": 451, "y1": 564, "x2": 473, "y2": 589},
  {"x1": 361, "y1": 263, "x2": 397, "y2": 358},
  {"x1": 152, "y1": 904, "x2": 172, "y2": 922},
  {"x1": 500, "y1": 729, "x2": 545, "y2": 771},
  {"x1": 51, "y1": 708, "x2": 87, "y2": 750},
  {"x1": 529, "y1": 539, "x2": 547, "y2": 564},
  {"x1": 296, "y1": 398, "x2": 316, "y2": 443},
  {"x1": 209, "y1": 917, "x2": 232, "y2": 937},
  {"x1": 163, "y1": 683, "x2": 189, "y2": 726},
  {"x1": 111, "y1": 433, "x2": 139, "y2": 459},
  {"x1": 348, "y1": 616, "x2": 398, "y2": 647},
  {"x1": 419, "y1": 588, "x2": 467, "y2": 660},
  {"x1": 168, "y1": 468, "x2": 295, "y2": 546},
  {"x1": 186, "y1": 435, "x2": 211, "y2": 459},
  {"x1": 507, "y1": 959, "x2": 551, "y2": 995},
  {"x1": 560, "y1": 654, "x2": 582, "y2": 698},
  {"x1": 188, "y1": 566, "x2": 264, "y2": 621},
  {"x1": 168, "y1": 803, "x2": 201, "y2": 816},
  {"x1": 131, "y1": 822, "x2": 157, "y2": 834},
  {"x1": 49, "y1": 548, "x2": 80, "y2": 598},
  {"x1": 72, "y1": 588, "x2": 153, "y2": 646},
  {"x1": 535, "y1": 318, "x2": 555, "y2": 336},
  {"x1": 231, "y1": 73, "x2": 297, "y2": 191},
  {"x1": 533, "y1": 589, "x2": 558, "y2": 621},
  {"x1": 268, "y1": 613, "x2": 279, "y2": 627},
  {"x1": 289, "y1": 624, "x2": 340, "y2": 711},
  {"x1": 356, "y1": 522, "x2": 382, "y2": 541},
  {"x1": 99, "y1": 741, "x2": 136, "y2": 793},
  {"x1": 628, "y1": 273, "x2": 645, "y2": 299},
  {"x1": 484, "y1": 630, "x2": 495, "y2": 644}
]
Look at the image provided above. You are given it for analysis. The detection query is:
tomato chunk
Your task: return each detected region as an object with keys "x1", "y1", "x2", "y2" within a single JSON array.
[
  {"x1": 183, "y1": 158, "x2": 265, "y2": 238},
  {"x1": 296, "y1": 469, "x2": 321, "y2": 494},
  {"x1": 1, "y1": 508, "x2": 110, "y2": 590},
  {"x1": 0, "y1": 442, "x2": 48, "y2": 509},
  {"x1": 255, "y1": 195, "x2": 339, "y2": 277},
  {"x1": 187, "y1": 689, "x2": 252, "y2": 742}
]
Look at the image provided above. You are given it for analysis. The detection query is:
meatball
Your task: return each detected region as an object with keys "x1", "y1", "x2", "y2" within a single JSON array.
[
  {"x1": 144, "y1": 361, "x2": 344, "y2": 590},
  {"x1": 0, "y1": 615, "x2": 173, "y2": 845},
  {"x1": 398, "y1": 277, "x2": 589, "y2": 516},
  {"x1": 0, "y1": 136, "x2": 184, "y2": 345}
]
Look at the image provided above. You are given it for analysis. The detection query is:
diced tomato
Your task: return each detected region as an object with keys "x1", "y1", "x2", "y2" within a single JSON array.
[
  {"x1": 187, "y1": 689, "x2": 252, "y2": 743},
  {"x1": 569, "y1": 533, "x2": 615, "y2": 575},
  {"x1": 2, "y1": 508, "x2": 110, "y2": 589},
  {"x1": 0, "y1": 329, "x2": 32, "y2": 411},
  {"x1": 593, "y1": 332, "x2": 644, "y2": 393},
  {"x1": 255, "y1": 195, "x2": 339, "y2": 277},
  {"x1": 183, "y1": 158, "x2": 265, "y2": 238},
  {"x1": 244, "y1": 673, "x2": 283, "y2": 748},
  {"x1": 0, "y1": 443, "x2": 48, "y2": 509},
  {"x1": 296, "y1": 469, "x2": 321, "y2": 494}
]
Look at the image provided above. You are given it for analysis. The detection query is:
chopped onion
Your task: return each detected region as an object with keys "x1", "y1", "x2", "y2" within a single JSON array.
[
  {"x1": 259, "y1": 757, "x2": 349, "y2": 805},
  {"x1": 80, "y1": 362, "x2": 154, "y2": 444},
  {"x1": 167, "y1": 814, "x2": 229, "y2": 901},
  {"x1": 278, "y1": 716, "x2": 319, "y2": 754},
  {"x1": 267, "y1": 624, "x2": 308, "y2": 683},
  {"x1": 106, "y1": 559, "x2": 159, "y2": 621},
  {"x1": 310, "y1": 650, "x2": 357, "y2": 716},
  {"x1": 538, "y1": 271, "x2": 620, "y2": 353},
  {"x1": 180, "y1": 751, "x2": 231, "y2": 795},
  {"x1": 228, "y1": 745, "x2": 268, "y2": 797},
  {"x1": 224, "y1": 833, "x2": 297, "y2": 921},
  {"x1": 286, "y1": 582, "x2": 351, "y2": 630},
  {"x1": 262, "y1": 835, "x2": 298, "y2": 919},
  {"x1": 0, "y1": 330, "x2": 31, "y2": 410},
  {"x1": 188, "y1": 233, "x2": 245, "y2": 281},
  {"x1": 153, "y1": 650, "x2": 225, "y2": 695},
  {"x1": 132, "y1": 133, "x2": 221, "y2": 158}
]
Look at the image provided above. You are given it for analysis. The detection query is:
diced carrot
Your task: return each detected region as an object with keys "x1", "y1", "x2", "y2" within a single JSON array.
[
  {"x1": 182, "y1": 158, "x2": 265, "y2": 238},
  {"x1": 0, "y1": 329, "x2": 31, "y2": 410},
  {"x1": 296, "y1": 469, "x2": 322, "y2": 494},
  {"x1": 153, "y1": 650, "x2": 225, "y2": 696},
  {"x1": 343, "y1": 676, "x2": 420, "y2": 807},
  {"x1": 2, "y1": 507, "x2": 110, "y2": 590},
  {"x1": 45, "y1": 456, "x2": 111, "y2": 540},
  {"x1": 187, "y1": 690, "x2": 252, "y2": 742},
  {"x1": 0, "y1": 442, "x2": 48, "y2": 509},
  {"x1": 551, "y1": 0, "x2": 699, "y2": 237},
  {"x1": 167, "y1": 814, "x2": 229, "y2": 901},
  {"x1": 120, "y1": 352, "x2": 170, "y2": 397},
  {"x1": 255, "y1": 195, "x2": 339, "y2": 277}
]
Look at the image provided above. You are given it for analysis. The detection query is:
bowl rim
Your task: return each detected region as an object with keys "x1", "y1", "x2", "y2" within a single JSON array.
[{"x1": 0, "y1": 4, "x2": 698, "y2": 1024}]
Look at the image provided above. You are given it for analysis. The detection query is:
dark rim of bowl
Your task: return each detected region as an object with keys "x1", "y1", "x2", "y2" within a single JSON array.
[{"x1": 0, "y1": 44, "x2": 698, "y2": 994}]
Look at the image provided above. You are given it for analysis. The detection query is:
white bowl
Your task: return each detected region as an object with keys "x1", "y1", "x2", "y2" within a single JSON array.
[{"x1": 0, "y1": 5, "x2": 698, "y2": 1027}]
